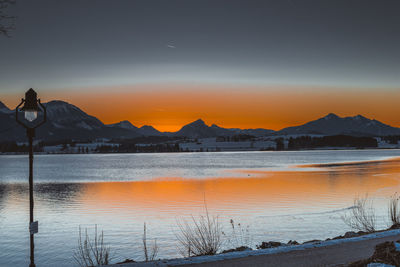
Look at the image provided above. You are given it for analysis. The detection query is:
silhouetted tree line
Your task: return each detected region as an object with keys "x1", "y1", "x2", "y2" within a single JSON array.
[
  {"x1": 275, "y1": 138, "x2": 285, "y2": 150},
  {"x1": 101, "y1": 136, "x2": 185, "y2": 153},
  {"x1": 381, "y1": 135, "x2": 400, "y2": 144},
  {"x1": 216, "y1": 134, "x2": 255, "y2": 142},
  {"x1": 112, "y1": 136, "x2": 185, "y2": 144},
  {"x1": 0, "y1": 141, "x2": 43, "y2": 153},
  {"x1": 40, "y1": 139, "x2": 92, "y2": 147},
  {"x1": 96, "y1": 143, "x2": 181, "y2": 153},
  {"x1": 288, "y1": 135, "x2": 377, "y2": 150}
]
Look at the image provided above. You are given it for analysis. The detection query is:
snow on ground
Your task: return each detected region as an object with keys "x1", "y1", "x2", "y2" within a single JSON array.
[
  {"x1": 376, "y1": 137, "x2": 400, "y2": 149},
  {"x1": 367, "y1": 264, "x2": 395, "y2": 267},
  {"x1": 107, "y1": 229, "x2": 400, "y2": 267}
]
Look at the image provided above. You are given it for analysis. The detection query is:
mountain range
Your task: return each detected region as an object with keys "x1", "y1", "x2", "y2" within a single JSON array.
[{"x1": 1, "y1": 100, "x2": 400, "y2": 142}]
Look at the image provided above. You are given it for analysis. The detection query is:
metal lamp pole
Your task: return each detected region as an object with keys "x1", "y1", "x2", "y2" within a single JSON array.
[{"x1": 16, "y1": 89, "x2": 47, "y2": 267}]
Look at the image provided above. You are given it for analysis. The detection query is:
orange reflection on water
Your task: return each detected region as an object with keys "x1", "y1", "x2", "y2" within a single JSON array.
[{"x1": 78, "y1": 159, "x2": 400, "y2": 217}]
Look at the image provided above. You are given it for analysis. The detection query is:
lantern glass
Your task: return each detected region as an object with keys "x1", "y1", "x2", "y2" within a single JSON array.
[{"x1": 25, "y1": 110, "x2": 38, "y2": 122}]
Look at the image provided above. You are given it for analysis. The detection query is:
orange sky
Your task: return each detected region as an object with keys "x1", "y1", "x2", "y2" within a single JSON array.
[{"x1": 2, "y1": 84, "x2": 400, "y2": 131}]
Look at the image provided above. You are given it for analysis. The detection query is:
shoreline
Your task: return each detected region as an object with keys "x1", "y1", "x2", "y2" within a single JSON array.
[
  {"x1": 298, "y1": 156, "x2": 400, "y2": 169},
  {"x1": 107, "y1": 229, "x2": 400, "y2": 267},
  {"x1": 1, "y1": 147, "x2": 399, "y2": 156},
  {"x1": 1, "y1": 147, "x2": 400, "y2": 156}
]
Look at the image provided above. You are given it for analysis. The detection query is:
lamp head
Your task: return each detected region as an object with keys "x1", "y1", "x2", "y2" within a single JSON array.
[{"x1": 22, "y1": 88, "x2": 40, "y2": 122}]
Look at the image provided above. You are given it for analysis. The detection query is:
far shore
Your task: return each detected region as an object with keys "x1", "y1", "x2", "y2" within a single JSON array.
[{"x1": 1, "y1": 146, "x2": 400, "y2": 156}]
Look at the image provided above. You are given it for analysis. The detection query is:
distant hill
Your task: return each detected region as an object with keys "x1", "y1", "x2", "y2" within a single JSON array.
[
  {"x1": 108, "y1": 121, "x2": 164, "y2": 136},
  {"x1": 172, "y1": 120, "x2": 275, "y2": 138},
  {"x1": 138, "y1": 125, "x2": 164, "y2": 136},
  {"x1": 174, "y1": 119, "x2": 223, "y2": 138},
  {"x1": 108, "y1": 120, "x2": 138, "y2": 130},
  {"x1": 224, "y1": 126, "x2": 275, "y2": 137},
  {"x1": 277, "y1": 113, "x2": 400, "y2": 136},
  {"x1": 1, "y1": 99, "x2": 400, "y2": 142}
]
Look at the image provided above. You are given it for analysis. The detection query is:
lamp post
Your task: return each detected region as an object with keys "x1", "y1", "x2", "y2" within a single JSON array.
[{"x1": 15, "y1": 88, "x2": 47, "y2": 267}]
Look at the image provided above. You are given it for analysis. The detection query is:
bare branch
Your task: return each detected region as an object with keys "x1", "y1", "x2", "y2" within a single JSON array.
[
  {"x1": 175, "y1": 205, "x2": 223, "y2": 257},
  {"x1": 142, "y1": 223, "x2": 159, "y2": 262},
  {"x1": 0, "y1": 0, "x2": 16, "y2": 37},
  {"x1": 73, "y1": 225, "x2": 112, "y2": 267},
  {"x1": 341, "y1": 195, "x2": 376, "y2": 233},
  {"x1": 389, "y1": 193, "x2": 400, "y2": 227}
]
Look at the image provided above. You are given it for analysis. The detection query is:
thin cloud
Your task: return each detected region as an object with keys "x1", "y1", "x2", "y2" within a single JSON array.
[{"x1": 166, "y1": 44, "x2": 176, "y2": 49}]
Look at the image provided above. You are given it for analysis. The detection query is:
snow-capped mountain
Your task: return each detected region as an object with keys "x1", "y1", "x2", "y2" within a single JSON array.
[
  {"x1": 174, "y1": 119, "x2": 275, "y2": 138},
  {"x1": 108, "y1": 120, "x2": 138, "y2": 130},
  {"x1": 45, "y1": 101, "x2": 104, "y2": 131},
  {"x1": 138, "y1": 125, "x2": 163, "y2": 136},
  {"x1": 277, "y1": 113, "x2": 400, "y2": 136},
  {"x1": 174, "y1": 119, "x2": 220, "y2": 138},
  {"x1": 0, "y1": 101, "x2": 12, "y2": 114},
  {"x1": 0, "y1": 101, "x2": 28, "y2": 141},
  {"x1": 0, "y1": 100, "x2": 139, "y2": 141},
  {"x1": 107, "y1": 121, "x2": 163, "y2": 136},
  {"x1": 225, "y1": 127, "x2": 275, "y2": 137},
  {"x1": 210, "y1": 124, "x2": 237, "y2": 136},
  {"x1": 1, "y1": 99, "x2": 400, "y2": 142}
]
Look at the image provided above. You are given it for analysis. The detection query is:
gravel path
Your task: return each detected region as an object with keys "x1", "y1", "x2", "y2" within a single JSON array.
[{"x1": 177, "y1": 234, "x2": 400, "y2": 267}]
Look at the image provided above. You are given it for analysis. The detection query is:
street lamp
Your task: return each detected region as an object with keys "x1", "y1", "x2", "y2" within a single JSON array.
[{"x1": 15, "y1": 88, "x2": 47, "y2": 267}]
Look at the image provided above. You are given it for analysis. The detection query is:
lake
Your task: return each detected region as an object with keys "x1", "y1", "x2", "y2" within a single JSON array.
[{"x1": 1, "y1": 150, "x2": 400, "y2": 266}]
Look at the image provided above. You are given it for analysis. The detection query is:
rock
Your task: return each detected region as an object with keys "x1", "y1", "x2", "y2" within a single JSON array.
[
  {"x1": 303, "y1": 239, "x2": 321, "y2": 244},
  {"x1": 389, "y1": 223, "x2": 400, "y2": 229},
  {"x1": 349, "y1": 241, "x2": 400, "y2": 266},
  {"x1": 221, "y1": 246, "x2": 253, "y2": 254},
  {"x1": 331, "y1": 231, "x2": 368, "y2": 240},
  {"x1": 357, "y1": 231, "x2": 368, "y2": 235},
  {"x1": 343, "y1": 231, "x2": 359, "y2": 238},
  {"x1": 287, "y1": 240, "x2": 299, "y2": 245},
  {"x1": 371, "y1": 241, "x2": 400, "y2": 265},
  {"x1": 117, "y1": 259, "x2": 136, "y2": 264},
  {"x1": 256, "y1": 241, "x2": 284, "y2": 249}
]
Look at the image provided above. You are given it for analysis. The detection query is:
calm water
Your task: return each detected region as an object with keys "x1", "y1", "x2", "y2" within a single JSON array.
[{"x1": 1, "y1": 150, "x2": 400, "y2": 266}]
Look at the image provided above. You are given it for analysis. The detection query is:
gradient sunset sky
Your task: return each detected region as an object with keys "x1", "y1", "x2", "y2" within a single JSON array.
[{"x1": 1, "y1": 0, "x2": 400, "y2": 131}]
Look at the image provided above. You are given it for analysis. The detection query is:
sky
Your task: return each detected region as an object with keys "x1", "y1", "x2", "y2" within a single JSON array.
[{"x1": 1, "y1": 0, "x2": 400, "y2": 131}]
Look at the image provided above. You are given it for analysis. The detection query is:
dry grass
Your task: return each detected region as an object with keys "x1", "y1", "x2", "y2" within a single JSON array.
[
  {"x1": 73, "y1": 225, "x2": 111, "y2": 267},
  {"x1": 176, "y1": 205, "x2": 223, "y2": 257},
  {"x1": 388, "y1": 193, "x2": 400, "y2": 226},
  {"x1": 142, "y1": 222, "x2": 159, "y2": 262},
  {"x1": 342, "y1": 195, "x2": 376, "y2": 233},
  {"x1": 222, "y1": 219, "x2": 252, "y2": 249}
]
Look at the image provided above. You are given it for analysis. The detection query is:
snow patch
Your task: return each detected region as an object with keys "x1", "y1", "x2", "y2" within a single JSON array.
[
  {"x1": 52, "y1": 122, "x2": 65, "y2": 129},
  {"x1": 0, "y1": 108, "x2": 12, "y2": 114},
  {"x1": 76, "y1": 121, "x2": 93, "y2": 130},
  {"x1": 395, "y1": 242, "x2": 400, "y2": 251},
  {"x1": 367, "y1": 264, "x2": 395, "y2": 267}
]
